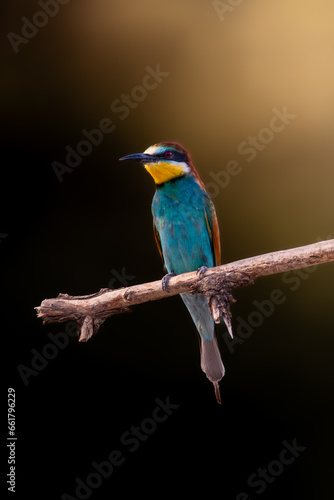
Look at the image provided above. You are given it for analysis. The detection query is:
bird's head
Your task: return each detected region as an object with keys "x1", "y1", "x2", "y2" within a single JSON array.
[{"x1": 120, "y1": 142, "x2": 202, "y2": 186}]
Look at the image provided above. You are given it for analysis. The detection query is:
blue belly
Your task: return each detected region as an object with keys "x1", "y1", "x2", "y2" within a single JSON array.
[
  {"x1": 152, "y1": 176, "x2": 214, "y2": 275},
  {"x1": 152, "y1": 175, "x2": 215, "y2": 342}
]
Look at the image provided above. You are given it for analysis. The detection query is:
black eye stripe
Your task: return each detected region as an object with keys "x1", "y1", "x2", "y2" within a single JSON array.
[{"x1": 158, "y1": 151, "x2": 188, "y2": 162}]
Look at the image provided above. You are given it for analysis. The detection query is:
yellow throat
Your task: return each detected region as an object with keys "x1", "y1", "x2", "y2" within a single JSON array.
[{"x1": 144, "y1": 161, "x2": 189, "y2": 184}]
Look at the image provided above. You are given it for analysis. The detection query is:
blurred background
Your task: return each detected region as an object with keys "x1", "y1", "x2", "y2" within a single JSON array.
[{"x1": 2, "y1": 0, "x2": 334, "y2": 498}]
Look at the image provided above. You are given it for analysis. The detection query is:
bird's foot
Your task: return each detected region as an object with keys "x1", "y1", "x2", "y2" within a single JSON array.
[
  {"x1": 161, "y1": 272, "x2": 176, "y2": 293},
  {"x1": 197, "y1": 266, "x2": 208, "y2": 279}
]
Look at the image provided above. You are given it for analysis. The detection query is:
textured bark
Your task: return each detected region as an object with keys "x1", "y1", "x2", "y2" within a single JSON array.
[{"x1": 36, "y1": 239, "x2": 334, "y2": 341}]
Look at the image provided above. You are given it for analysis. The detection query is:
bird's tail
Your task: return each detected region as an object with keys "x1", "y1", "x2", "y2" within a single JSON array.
[
  {"x1": 200, "y1": 337, "x2": 225, "y2": 404},
  {"x1": 181, "y1": 292, "x2": 225, "y2": 403}
]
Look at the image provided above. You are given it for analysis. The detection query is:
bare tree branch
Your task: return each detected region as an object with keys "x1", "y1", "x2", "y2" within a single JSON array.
[{"x1": 36, "y1": 239, "x2": 334, "y2": 341}]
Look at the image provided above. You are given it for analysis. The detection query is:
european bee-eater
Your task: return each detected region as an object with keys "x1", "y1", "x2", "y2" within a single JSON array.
[{"x1": 120, "y1": 142, "x2": 224, "y2": 403}]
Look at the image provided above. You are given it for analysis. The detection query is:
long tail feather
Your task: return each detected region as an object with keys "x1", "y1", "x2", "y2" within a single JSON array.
[
  {"x1": 181, "y1": 292, "x2": 225, "y2": 403},
  {"x1": 200, "y1": 337, "x2": 225, "y2": 404}
]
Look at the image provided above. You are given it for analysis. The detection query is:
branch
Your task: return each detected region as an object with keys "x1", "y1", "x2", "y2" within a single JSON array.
[{"x1": 36, "y1": 239, "x2": 334, "y2": 341}]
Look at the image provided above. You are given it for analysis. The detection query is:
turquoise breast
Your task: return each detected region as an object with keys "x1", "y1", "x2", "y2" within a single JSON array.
[{"x1": 152, "y1": 175, "x2": 214, "y2": 275}]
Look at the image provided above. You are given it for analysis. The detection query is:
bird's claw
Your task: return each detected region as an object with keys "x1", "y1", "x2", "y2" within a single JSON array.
[
  {"x1": 162, "y1": 272, "x2": 176, "y2": 292},
  {"x1": 197, "y1": 266, "x2": 208, "y2": 279}
]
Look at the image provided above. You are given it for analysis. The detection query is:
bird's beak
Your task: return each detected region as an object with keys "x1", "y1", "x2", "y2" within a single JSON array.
[{"x1": 119, "y1": 153, "x2": 156, "y2": 163}]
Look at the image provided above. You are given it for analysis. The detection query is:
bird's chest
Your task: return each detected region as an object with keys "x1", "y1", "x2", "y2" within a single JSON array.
[
  {"x1": 152, "y1": 184, "x2": 203, "y2": 234},
  {"x1": 151, "y1": 180, "x2": 212, "y2": 273}
]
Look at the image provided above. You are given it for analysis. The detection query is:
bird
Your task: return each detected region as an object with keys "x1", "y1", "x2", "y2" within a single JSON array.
[{"x1": 120, "y1": 142, "x2": 224, "y2": 403}]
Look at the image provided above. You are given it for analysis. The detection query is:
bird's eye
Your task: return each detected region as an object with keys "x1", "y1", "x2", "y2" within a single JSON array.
[{"x1": 164, "y1": 150, "x2": 173, "y2": 158}]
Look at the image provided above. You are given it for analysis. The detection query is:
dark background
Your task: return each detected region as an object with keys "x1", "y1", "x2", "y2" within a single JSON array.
[{"x1": 2, "y1": 1, "x2": 334, "y2": 498}]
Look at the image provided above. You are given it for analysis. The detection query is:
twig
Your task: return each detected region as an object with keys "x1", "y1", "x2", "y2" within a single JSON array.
[{"x1": 36, "y1": 239, "x2": 334, "y2": 341}]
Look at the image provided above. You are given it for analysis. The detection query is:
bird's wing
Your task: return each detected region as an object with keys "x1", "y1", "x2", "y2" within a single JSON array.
[
  {"x1": 153, "y1": 220, "x2": 164, "y2": 263},
  {"x1": 203, "y1": 194, "x2": 221, "y2": 266}
]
